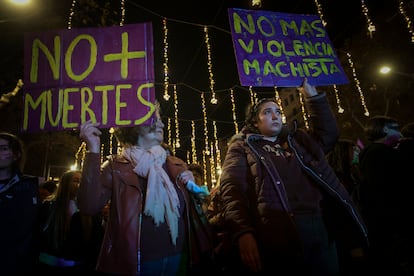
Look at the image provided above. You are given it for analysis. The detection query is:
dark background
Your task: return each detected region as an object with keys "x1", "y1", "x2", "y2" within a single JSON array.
[{"x1": 1, "y1": 0, "x2": 413, "y2": 179}]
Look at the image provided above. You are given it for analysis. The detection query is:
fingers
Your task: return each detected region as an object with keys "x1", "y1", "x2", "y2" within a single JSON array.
[
  {"x1": 80, "y1": 120, "x2": 101, "y2": 138},
  {"x1": 238, "y1": 233, "x2": 262, "y2": 272},
  {"x1": 298, "y1": 77, "x2": 318, "y2": 97},
  {"x1": 178, "y1": 170, "x2": 195, "y2": 184},
  {"x1": 79, "y1": 121, "x2": 102, "y2": 153}
]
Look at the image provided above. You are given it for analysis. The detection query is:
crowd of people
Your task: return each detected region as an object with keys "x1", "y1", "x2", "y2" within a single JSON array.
[{"x1": 1, "y1": 78, "x2": 414, "y2": 275}]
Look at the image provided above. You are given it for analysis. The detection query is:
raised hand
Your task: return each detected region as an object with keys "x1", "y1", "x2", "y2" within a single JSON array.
[{"x1": 79, "y1": 120, "x2": 102, "y2": 154}]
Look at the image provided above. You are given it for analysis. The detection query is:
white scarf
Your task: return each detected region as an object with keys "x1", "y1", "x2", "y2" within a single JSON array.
[{"x1": 122, "y1": 145, "x2": 180, "y2": 245}]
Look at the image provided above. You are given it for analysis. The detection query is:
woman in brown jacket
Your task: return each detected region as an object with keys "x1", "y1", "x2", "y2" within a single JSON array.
[{"x1": 78, "y1": 106, "x2": 213, "y2": 275}]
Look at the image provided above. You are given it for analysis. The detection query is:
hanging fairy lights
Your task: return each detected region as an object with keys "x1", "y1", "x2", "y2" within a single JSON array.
[
  {"x1": 191, "y1": 120, "x2": 197, "y2": 163},
  {"x1": 67, "y1": 0, "x2": 77, "y2": 29},
  {"x1": 200, "y1": 96, "x2": 210, "y2": 185},
  {"x1": 120, "y1": 0, "x2": 126, "y2": 26},
  {"x1": 202, "y1": 148, "x2": 208, "y2": 187},
  {"x1": 72, "y1": 142, "x2": 86, "y2": 170},
  {"x1": 332, "y1": 85, "x2": 345, "y2": 113},
  {"x1": 213, "y1": 120, "x2": 221, "y2": 173},
  {"x1": 298, "y1": 92, "x2": 309, "y2": 129},
  {"x1": 399, "y1": 0, "x2": 414, "y2": 42},
  {"x1": 209, "y1": 141, "x2": 216, "y2": 186},
  {"x1": 109, "y1": 127, "x2": 115, "y2": 155},
  {"x1": 274, "y1": 87, "x2": 287, "y2": 123},
  {"x1": 251, "y1": 0, "x2": 262, "y2": 8},
  {"x1": 360, "y1": 0, "x2": 376, "y2": 38},
  {"x1": 64, "y1": 0, "x2": 411, "y2": 172},
  {"x1": 313, "y1": 0, "x2": 327, "y2": 26},
  {"x1": 249, "y1": 86, "x2": 258, "y2": 105},
  {"x1": 201, "y1": 93, "x2": 210, "y2": 155},
  {"x1": 204, "y1": 26, "x2": 217, "y2": 104},
  {"x1": 173, "y1": 84, "x2": 180, "y2": 148},
  {"x1": 100, "y1": 143, "x2": 105, "y2": 164},
  {"x1": 167, "y1": 117, "x2": 172, "y2": 147},
  {"x1": 162, "y1": 18, "x2": 171, "y2": 100},
  {"x1": 230, "y1": 88, "x2": 239, "y2": 134},
  {"x1": 346, "y1": 52, "x2": 370, "y2": 116}
]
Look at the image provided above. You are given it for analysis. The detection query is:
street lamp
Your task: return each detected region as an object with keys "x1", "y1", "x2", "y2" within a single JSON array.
[
  {"x1": 9, "y1": 0, "x2": 31, "y2": 5},
  {"x1": 1, "y1": 0, "x2": 32, "y2": 23},
  {"x1": 379, "y1": 66, "x2": 414, "y2": 80}
]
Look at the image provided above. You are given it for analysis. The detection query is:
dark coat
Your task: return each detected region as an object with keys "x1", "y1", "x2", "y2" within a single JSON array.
[
  {"x1": 0, "y1": 173, "x2": 39, "y2": 275},
  {"x1": 219, "y1": 93, "x2": 368, "y2": 257}
]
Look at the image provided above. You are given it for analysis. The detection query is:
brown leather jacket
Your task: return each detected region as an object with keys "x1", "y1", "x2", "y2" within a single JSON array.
[{"x1": 78, "y1": 152, "x2": 212, "y2": 275}]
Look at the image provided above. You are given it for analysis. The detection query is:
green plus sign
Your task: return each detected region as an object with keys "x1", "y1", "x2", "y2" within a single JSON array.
[{"x1": 104, "y1": 32, "x2": 146, "y2": 79}]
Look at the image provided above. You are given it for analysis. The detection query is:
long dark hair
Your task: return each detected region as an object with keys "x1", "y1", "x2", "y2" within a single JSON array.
[{"x1": 45, "y1": 170, "x2": 81, "y2": 250}]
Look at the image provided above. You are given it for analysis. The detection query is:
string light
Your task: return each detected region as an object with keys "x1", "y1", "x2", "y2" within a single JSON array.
[
  {"x1": 173, "y1": 84, "x2": 180, "y2": 148},
  {"x1": 252, "y1": 0, "x2": 262, "y2": 8},
  {"x1": 313, "y1": 0, "x2": 327, "y2": 26},
  {"x1": 100, "y1": 143, "x2": 104, "y2": 164},
  {"x1": 162, "y1": 18, "x2": 171, "y2": 100},
  {"x1": 360, "y1": 0, "x2": 376, "y2": 38},
  {"x1": 204, "y1": 26, "x2": 217, "y2": 104},
  {"x1": 202, "y1": 149, "x2": 208, "y2": 187},
  {"x1": 210, "y1": 141, "x2": 216, "y2": 186},
  {"x1": 67, "y1": 0, "x2": 77, "y2": 29},
  {"x1": 274, "y1": 87, "x2": 287, "y2": 123},
  {"x1": 167, "y1": 117, "x2": 172, "y2": 147},
  {"x1": 201, "y1": 93, "x2": 210, "y2": 155},
  {"x1": 213, "y1": 120, "x2": 221, "y2": 175},
  {"x1": 109, "y1": 127, "x2": 115, "y2": 155},
  {"x1": 249, "y1": 86, "x2": 258, "y2": 105},
  {"x1": 399, "y1": 0, "x2": 414, "y2": 42},
  {"x1": 346, "y1": 52, "x2": 370, "y2": 116},
  {"x1": 117, "y1": 141, "x2": 121, "y2": 155},
  {"x1": 332, "y1": 84, "x2": 345, "y2": 113},
  {"x1": 191, "y1": 120, "x2": 197, "y2": 163},
  {"x1": 73, "y1": 142, "x2": 86, "y2": 170},
  {"x1": 298, "y1": 92, "x2": 309, "y2": 129},
  {"x1": 120, "y1": 0, "x2": 126, "y2": 26},
  {"x1": 230, "y1": 88, "x2": 239, "y2": 134}
]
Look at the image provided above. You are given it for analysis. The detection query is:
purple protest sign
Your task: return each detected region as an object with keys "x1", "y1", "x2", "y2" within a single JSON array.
[
  {"x1": 228, "y1": 8, "x2": 349, "y2": 87},
  {"x1": 23, "y1": 22, "x2": 156, "y2": 132}
]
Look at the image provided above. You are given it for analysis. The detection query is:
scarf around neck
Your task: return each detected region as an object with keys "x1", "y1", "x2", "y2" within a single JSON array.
[{"x1": 122, "y1": 145, "x2": 180, "y2": 245}]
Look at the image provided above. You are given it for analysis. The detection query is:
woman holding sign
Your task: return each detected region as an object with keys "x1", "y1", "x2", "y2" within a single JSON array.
[
  {"x1": 218, "y1": 78, "x2": 368, "y2": 275},
  {"x1": 78, "y1": 104, "x2": 214, "y2": 275}
]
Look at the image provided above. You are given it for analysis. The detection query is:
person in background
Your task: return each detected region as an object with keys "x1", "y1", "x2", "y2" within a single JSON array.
[
  {"x1": 0, "y1": 132, "x2": 40, "y2": 275},
  {"x1": 38, "y1": 180, "x2": 58, "y2": 202},
  {"x1": 36, "y1": 170, "x2": 103, "y2": 275},
  {"x1": 358, "y1": 116, "x2": 406, "y2": 275},
  {"x1": 326, "y1": 139, "x2": 362, "y2": 205},
  {"x1": 188, "y1": 163, "x2": 210, "y2": 214},
  {"x1": 396, "y1": 121, "x2": 414, "y2": 275},
  {"x1": 188, "y1": 163, "x2": 204, "y2": 186},
  {"x1": 398, "y1": 121, "x2": 414, "y2": 154},
  {"x1": 326, "y1": 138, "x2": 365, "y2": 275},
  {"x1": 78, "y1": 103, "x2": 214, "y2": 275},
  {"x1": 218, "y1": 78, "x2": 368, "y2": 275}
]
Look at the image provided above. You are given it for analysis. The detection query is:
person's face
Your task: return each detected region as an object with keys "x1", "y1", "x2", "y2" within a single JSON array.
[
  {"x1": 39, "y1": 187, "x2": 52, "y2": 201},
  {"x1": 0, "y1": 138, "x2": 17, "y2": 170},
  {"x1": 137, "y1": 118, "x2": 165, "y2": 149},
  {"x1": 70, "y1": 171, "x2": 81, "y2": 198},
  {"x1": 254, "y1": 101, "x2": 283, "y2": 137},
  {"x1": 193, "y1": 172, "x2": 203, "y2": 186}
]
